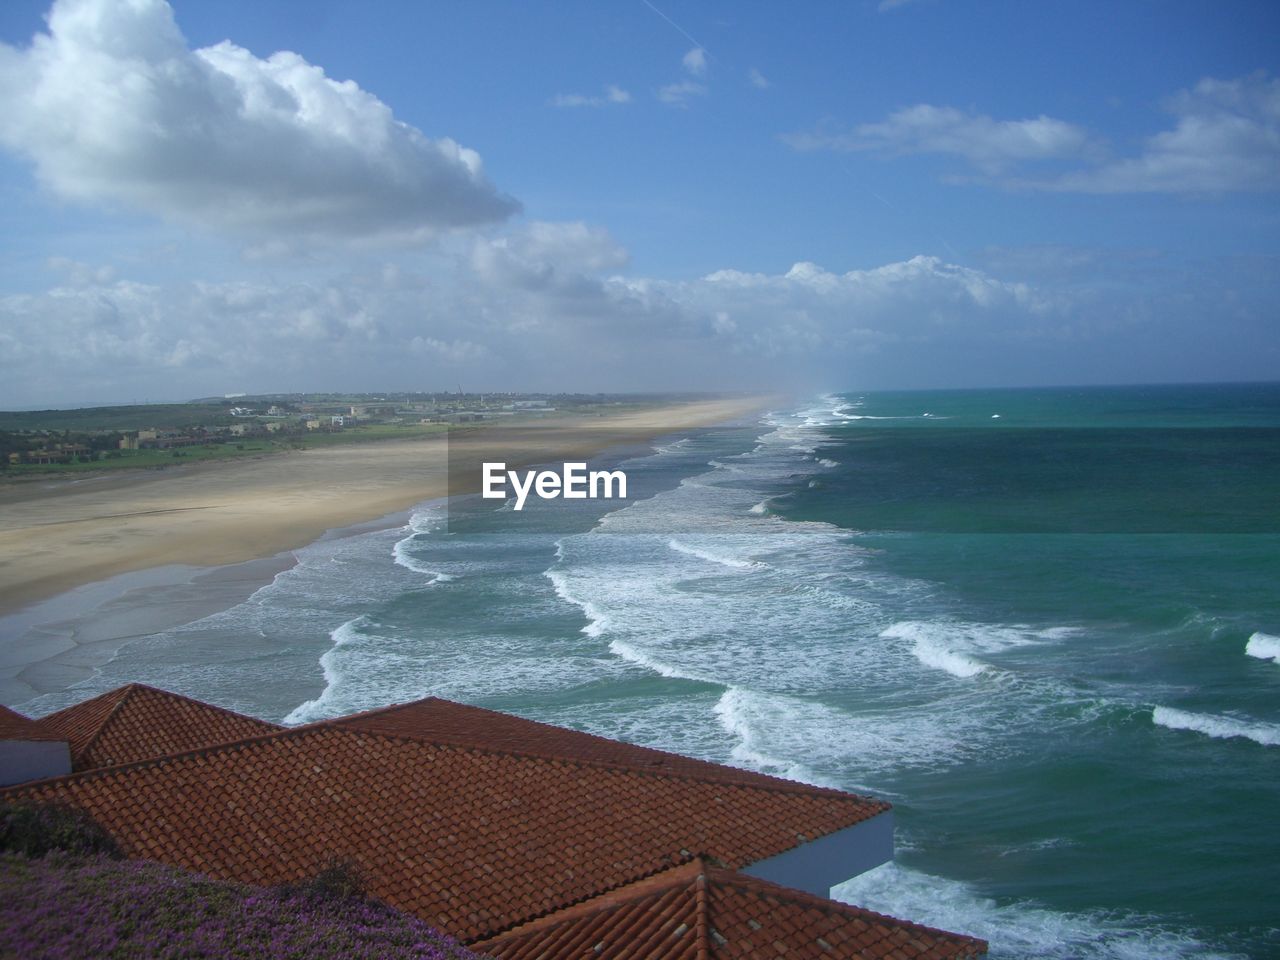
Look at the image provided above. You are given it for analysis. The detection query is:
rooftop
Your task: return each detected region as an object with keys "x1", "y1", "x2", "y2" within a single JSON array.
[
  {"x1": 38, "y1": 682, "x2": 282, "y2": 771},
  {"x1": 476, "y1": 858, "x2": 986, "y2": 960},
  {"x1": 0, "y1": 704, "x2": 62, "y2": 742},
  {"x1": 1, "y1": 687, "x2": 981, "y2": 957}
]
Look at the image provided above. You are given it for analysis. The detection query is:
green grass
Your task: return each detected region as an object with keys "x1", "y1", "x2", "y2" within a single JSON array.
[
  {"x1": 2, "y1": 425, "x2": 451, "y2": 477},
  {"x1": 4, "y1": 441, "x2": 279, "y2": 475},
  {"x1": 0, "y1": 404, "x2": 235, "y2": 433}
]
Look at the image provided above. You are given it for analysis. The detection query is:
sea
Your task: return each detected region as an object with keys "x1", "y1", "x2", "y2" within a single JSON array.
[{"x1": 22, "y1": 383, "x2": 1280, "y2": 960}]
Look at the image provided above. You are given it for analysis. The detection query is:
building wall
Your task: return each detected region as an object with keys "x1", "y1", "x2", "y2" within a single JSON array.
[
  {"x1": 0, "y1": 740, "x2": 72, "y2": 787},
  {"x1": 740, "y1": 809, "x2": 893, "y2": 896}
]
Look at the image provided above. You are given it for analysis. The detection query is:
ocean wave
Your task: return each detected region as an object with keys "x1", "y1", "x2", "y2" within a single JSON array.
[
  {"x1": 391, "y1": 507, "x2": 452, "y2": 581},
  {"x1": 748, "y1": 499, "x2": 770, "y2": 515},
  {"x1": 713, "y1": 688, "x2": 832, "y2": 787},
  {"x1": 712, "y1": 686, "x2": 980, "y2": 781},
  {"x1": 282, "y1": 616, "x2": 367, "y2": 725},
  {"x1": 834, "y1": 862, "x2": 1244, "y2": 960},
  {"x1": 817, "y1": 458, "x2": 840, "y2": 467},
  {"x1": 609, "y1": 637, "x2": 702, "y2": 682},
  {"x1": 544, "y1": 569, "x2": 609, "y2": 638},
  {"x1": 1151, "y1": 706, "x2": 1280, "y2": 747},
  {"x1": 667, "y1": 537, "x2": 762, "y2": 570},
  {"x1": 1244, "y1": 631, "x2": 1280, "y2": 664},
  {"x1": 883, "y1": 620, "x2": 1073, "y2": 680}
]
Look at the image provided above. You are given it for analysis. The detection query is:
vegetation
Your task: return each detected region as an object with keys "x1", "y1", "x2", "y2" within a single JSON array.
[
  {"x1": 0, "y1": 852, "x2": 479, "y2": 959},
  {"x1": 0, "y1": 803, "x2": 476, "y2": 958},
  {"x1": 0, "y1": 404, "x2": 234, "y2": 434},
  {"x1": 0, "y1": 390, "x2": 687, "y2": 477},
  {"x1": 0, "y1": 801, "x2": 123, "y2": 860}
]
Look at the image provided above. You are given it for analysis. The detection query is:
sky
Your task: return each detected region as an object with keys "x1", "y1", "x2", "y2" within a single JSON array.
[{"x1": 0, "y1": 0, "x2": 1277, "y2": 406}]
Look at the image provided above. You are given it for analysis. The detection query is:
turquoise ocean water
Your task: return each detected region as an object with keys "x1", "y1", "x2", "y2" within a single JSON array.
[{"x1": 25, "y1": 383, "x2": 1280, "y2": 959}]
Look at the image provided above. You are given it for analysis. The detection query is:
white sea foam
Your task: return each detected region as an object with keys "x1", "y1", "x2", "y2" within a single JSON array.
[
  {"x1": 609, "y1": 637, "x2": 695, "y2": 681},
  {"x1": 748, "y1": 500, "x2": 770, "y2": 515},
  {"x1": 1152, "y1": 706, "x2": 1280, "y2": 747},
  {"x1": 834, "y1": 862, "x2": 1242, "y2": 960},
  {"x1": 882, "y1": 620, "x2": 1074, "y2": 680},
  {"x1": 911, "y1": 636, "x2": 988, "y2": 678},
  {"x1": 817, "y1": 458, "x2": 840, "y2": 467},
  {"x1": 282, "y1": 616, "x2": 366, "y2": 725},
  {"x1": 713, "y1": 688, "x2": 833, "y2": 786},
  {"x1": 667, "y1": 538, "x2": 761, "y2": 570},
  {"x1": 1245, "y1": 631, "x2": 1280, "y2": 664},
  {"x1": 391, "y1": 507, "x2": 453, "y2": 582}
]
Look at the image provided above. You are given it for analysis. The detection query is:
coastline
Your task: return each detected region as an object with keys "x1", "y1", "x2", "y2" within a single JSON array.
[{"x1": 0, "y1": 396, "x2": 773, "y2": 707}]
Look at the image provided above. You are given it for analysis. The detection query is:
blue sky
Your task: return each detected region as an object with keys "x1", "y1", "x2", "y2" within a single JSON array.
[{"x1": 0, "y1": 0, "x2": 1277, "y2": 405}]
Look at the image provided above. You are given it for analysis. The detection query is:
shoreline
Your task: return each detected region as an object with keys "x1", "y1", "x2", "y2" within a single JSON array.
[{"x1": 0, "y1": 396, "x2": 773, "y2": 708}]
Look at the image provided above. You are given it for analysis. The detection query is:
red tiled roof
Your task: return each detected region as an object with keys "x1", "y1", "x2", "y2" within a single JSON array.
[
  {"x1": 337, "y1": 698, "x2": 856, "y2": 796},
  {"x1": 38, "y1": 683, "x2": 281, "y2": 771},
  {"x1": 0, "y1": 703, "x2": 64, "y2": 742},
  {"x1": 475, "y1": 859, "x2": 987, "y2": 959},
  {"x1": 4, "y1": 700, "x2": 888, "y2": 943}
]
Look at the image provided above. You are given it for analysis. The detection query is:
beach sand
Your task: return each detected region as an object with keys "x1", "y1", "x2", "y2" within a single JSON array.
[{"x1": 0, "y1": 396, "x2": 770, "y2": 705}]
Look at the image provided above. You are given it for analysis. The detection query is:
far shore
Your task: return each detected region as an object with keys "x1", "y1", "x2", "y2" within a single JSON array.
[{"x1": 0, "y1": 396, "x2": 772, "y2": 703}]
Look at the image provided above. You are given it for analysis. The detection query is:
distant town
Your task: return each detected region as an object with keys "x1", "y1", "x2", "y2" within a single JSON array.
[{"x1": 0, "y1": 392, "x2": 696, "y2": 474}]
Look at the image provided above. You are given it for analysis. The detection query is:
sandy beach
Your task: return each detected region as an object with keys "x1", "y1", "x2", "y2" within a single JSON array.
[{"x1": 0, "y1": 396, "x2": 769, "y2": 704}]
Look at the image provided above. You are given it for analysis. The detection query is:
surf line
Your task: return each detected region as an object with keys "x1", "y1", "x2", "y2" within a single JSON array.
[{"x1": 482, "y1": 462, "x2": 627, "y2": 512}]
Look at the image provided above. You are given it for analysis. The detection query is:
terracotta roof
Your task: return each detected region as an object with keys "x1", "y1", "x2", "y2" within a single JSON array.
[
  {"x1": 4, "y1": 700, "x2": 888, "y2": 943},
  {"x1": 336, "y1": 698, "x2": 856, "y2": 795},
  {"x1": 475, "y1": 859, "x2": 986, "y2": 959},
  {"x1": 37, "y1": 683, "x2": 281, "y2": 771},
  {"x1": 0, "y1": 703, "x2": 64, "y2": 742}
]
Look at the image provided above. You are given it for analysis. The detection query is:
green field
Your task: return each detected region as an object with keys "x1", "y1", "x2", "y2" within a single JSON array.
[{"x1": 1, "y1": 423, "x2": 451, "y2": 477}]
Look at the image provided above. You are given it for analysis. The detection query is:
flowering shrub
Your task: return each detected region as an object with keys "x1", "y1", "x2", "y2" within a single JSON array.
[{"x1": 0, "y1": 853, "x2": 479, "y2": 959}]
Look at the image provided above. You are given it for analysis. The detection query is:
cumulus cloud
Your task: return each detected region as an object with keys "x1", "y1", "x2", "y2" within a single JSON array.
[
  {"x1": 0, "y1": 0, "x2": 519, "y2": 242},
  {"x1": 784, "y1": 105, "x2": 1094, "y2": 174},
  {"x1": 6, "y1": 222, "x2": 1271, "y2": 403},
  {"x1": 550, "y1": 85, "x2": 631, "y2": 108},
  {"x1": 1048, "y1": 72, "x2": 1280, "y2": 193}
]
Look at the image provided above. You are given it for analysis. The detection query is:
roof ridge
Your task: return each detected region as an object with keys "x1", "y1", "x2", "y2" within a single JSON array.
[
  {"x1": 126, "y1": 683, "x2": 284, "y2": 728},
  {"x1": 708, "y1": 866, "x2": 988, "y2": 950},
  {"x1": 471, "y1": 855, "x2": 708, "y2": 946},
  {"x1": 70, "y1": 683, "x2": 141, "y2": 765},
  {"x1": 0, "y1": 720, "x2": 319, "y2": 792},
  {"x1": 335, "y1": 723, "x2": 884, "y2": 806},
  {"x1": 694, "y1": 863, "x2": 710, "y2": 960}
]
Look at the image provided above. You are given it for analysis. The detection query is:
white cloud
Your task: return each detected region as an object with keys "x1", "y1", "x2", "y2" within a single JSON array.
[
  {"x1": 748, "y1": 67, "x2": 770, "y2": 90},
  {"x1": 550, "y1": 85, "x2": 631, "y2": 108},
  {"x1": 657, "y1": 80, "x2": 708, "y2": 106},
  {"x1": 682, "y1": 47, "x2": 707, "y2": 76},
  {"x1": 4, "y1": 227, "x2": 1272, "y2": 402},
  {"x1": 0, "y1": 0, "x2": 518, "y2": 242},
  {"x1": 784, "y1": 105, "x2": 1094, "y2": 174},
  {"x1": 1048, "y1": 73, "x2": 1280, "y2": 193},
  {"x1": 785, "y1": 74, "x2": 1280, "y2": 194}
]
